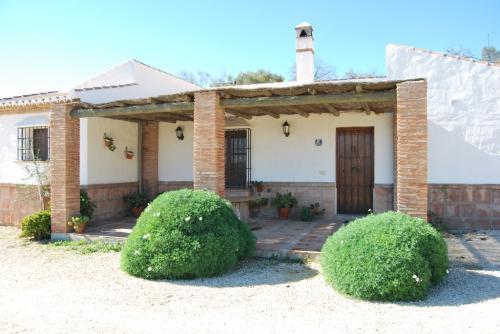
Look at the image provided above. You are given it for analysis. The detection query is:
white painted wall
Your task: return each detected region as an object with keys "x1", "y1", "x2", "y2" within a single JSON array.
[
  {"x1": 158, "y1": 113, "x2": 393, "y2": 184},
  {"x1": 82, "y1": 117, "x2": 138, "y2": 185},
  {"x1": 0, "y1": 112, "x2": 51, "y2": 184},
  {"x1": 387, "y1": 44, "x2": 500, "y2": 183},
  {"x1": 159, "y1": 121, "x2": 194, "y2": 182},
  {"x1": 248, "y1": 114, "x2": 393, "y2": 183}
]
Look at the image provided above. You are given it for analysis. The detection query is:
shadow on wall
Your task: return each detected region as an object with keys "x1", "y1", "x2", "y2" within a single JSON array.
[{"x1": 428, "y1": 121, "x2": 500, "y2": 183}]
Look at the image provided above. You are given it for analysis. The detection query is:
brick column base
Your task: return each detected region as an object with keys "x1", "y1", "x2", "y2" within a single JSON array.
[
  {"x1": 50, "y1": 104, "x2": 80, "y2": 237},
  {"x1": 394, "y1": 80, "x2": 428, "y2": 220},
  {"x1": 193, "y1": 92, "x2": 225, "y2": 196},
  {"x1": 142, "y1": 121, "x2": 159, "y2": 200}
]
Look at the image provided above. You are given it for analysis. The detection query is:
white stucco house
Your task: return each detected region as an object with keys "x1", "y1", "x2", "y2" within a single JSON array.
[{"x1": 0, "y1": 23, "x2": 499, "y2": 236}]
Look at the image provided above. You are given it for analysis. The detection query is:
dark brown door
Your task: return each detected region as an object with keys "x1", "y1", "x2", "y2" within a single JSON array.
[{"x1": 336, "y1": 127, "x2": 374, "y2": 214}]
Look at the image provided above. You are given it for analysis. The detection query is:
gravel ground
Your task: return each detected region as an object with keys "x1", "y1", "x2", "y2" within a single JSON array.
[{"x1": 0, "y1": 226, "x2": 499, "y2": 334}]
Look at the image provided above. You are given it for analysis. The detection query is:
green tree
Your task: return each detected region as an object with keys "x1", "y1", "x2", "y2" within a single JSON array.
[
  {"x1": 234, "y1": 70, "x2": 284, "y2": 85},
  {"x1": 482, "y1": 46, "x2": 500, "y2": 63},
  {"x1": 343, "y1": 68, "x2": 381, "y2": 79}
]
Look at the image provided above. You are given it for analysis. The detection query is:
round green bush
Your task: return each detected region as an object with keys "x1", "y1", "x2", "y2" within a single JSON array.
[
  {"x1": 320, "y1": 211, "x2": 448, "y2": 301},
  {"x1": 121, "y1": 189, "x2": 256, "y2": 279},
  {"x1": 20, "y1": 210, "x2": 51, "y2": 240}
]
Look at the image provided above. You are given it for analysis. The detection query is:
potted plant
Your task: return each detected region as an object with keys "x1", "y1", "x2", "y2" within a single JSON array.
[
  {"x1": 68, "y1": 215, "x2": 90, "y2": 233},
  {"x1": 103, "y1": 133, "x2": 116, "y2": 151},
  {"x1": 251, "y1": 181, "x2": 264, "y2": 193},
  {"x1": 273, "y1": 192, "x2": 298, "y2": 219},
  {"x1": 124, "y1": 146, "x2": 135, "y2": 159},
  {"x1": 123, "y1": 192, "x2": 149, "y2": 217},
  {"x1": 300, "y1": 203, "x2": 326, "y2": 222}
]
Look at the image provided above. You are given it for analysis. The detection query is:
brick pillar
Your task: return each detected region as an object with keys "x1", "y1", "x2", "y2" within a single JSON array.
[
  {"x1": 142, "y1": 121, "x2": 159, "y2": 199},
  {"x1": 193, "y1": 92, "x2": 225, "y2": 196},
  {"x1": 394, "y1": 80, "x2": 428, "y2": 219},
  {"x1": 50, "y1": 104, "x2": 80, "y2": 236}
]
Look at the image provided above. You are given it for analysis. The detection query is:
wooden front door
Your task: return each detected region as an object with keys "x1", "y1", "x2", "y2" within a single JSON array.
[{"x1": 336, "y1": 127, "x2": 374, "y2": 214}]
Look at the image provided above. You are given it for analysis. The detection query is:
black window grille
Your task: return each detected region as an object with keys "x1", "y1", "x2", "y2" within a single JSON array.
[
  {"x1": 225, "y1": 128, "x2": 251, "y2": 188},
  {"x1": 17, "y1": 126, "x2": 50, "y2": 161}
]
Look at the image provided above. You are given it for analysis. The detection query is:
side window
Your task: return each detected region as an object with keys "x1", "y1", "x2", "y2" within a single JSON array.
[{"x1": 17, "y1": 127, "x2": 50, "y2": 161}]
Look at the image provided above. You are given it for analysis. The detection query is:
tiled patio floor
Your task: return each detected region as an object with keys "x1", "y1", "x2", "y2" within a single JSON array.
[{"x1": 70, "y1": 216, "x2": 352, "y2": 260}]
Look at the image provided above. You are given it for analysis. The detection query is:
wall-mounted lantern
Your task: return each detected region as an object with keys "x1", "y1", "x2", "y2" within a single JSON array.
[
  {"x1": 175, "y1": 126, "x2": 184, "y2": 141},
  {"x1": 282, "y1": 121, "x2": 290, "y2": 137}
]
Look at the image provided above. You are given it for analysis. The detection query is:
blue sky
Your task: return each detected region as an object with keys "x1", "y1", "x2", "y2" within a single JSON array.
[{"x1": 0, "y1": 0, "x2": 498, "y2": 97}]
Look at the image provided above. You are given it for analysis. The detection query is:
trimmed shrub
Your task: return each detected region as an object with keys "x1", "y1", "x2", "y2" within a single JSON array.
[
  {"x1": 321, "y1": 211, "x2": 448, "y2": 301},
  {"x1": 121, "y1": 189, "x2": 256, "y2": 279},
  {"x1": 20, "y1": 210, "x2": 51, "y2": 240}
]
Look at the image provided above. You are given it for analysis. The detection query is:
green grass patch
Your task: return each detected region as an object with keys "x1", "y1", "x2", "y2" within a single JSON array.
[{"x1": 48, "y1": 240, "x2": 122, "y2": 254}]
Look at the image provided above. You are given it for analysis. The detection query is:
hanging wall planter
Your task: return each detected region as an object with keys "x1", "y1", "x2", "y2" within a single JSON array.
[
  {"x1": 124, "y1": 146, "x2": 135, "y2": 160},
  {"x1": 103, "y1": 133, "x2": 116, "y2": 151}
]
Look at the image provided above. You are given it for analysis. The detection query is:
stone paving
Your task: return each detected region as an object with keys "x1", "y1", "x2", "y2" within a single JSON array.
[
  {"x1": 70, "y1": 217, "x2": 500, "y2": 266},
  {"x1": 72, "y1": 215, "x2": 355, "y2": 261}
]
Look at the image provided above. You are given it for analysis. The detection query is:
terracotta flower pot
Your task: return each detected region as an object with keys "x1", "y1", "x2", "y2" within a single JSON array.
[
  {"x1": 131, "y1": 207, "x2": 144, "y2": 218},
  {"x1": 73, "y1": 223, "x2": 87, "y2": 234},
  {"x1": 278, "y1": 207, "x2": 291, "y2": 219},
  {"x1": 125, "y1": 152, "x2": 134, "y2": 159}
]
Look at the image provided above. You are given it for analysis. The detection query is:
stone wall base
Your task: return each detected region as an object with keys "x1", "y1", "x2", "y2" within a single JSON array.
[
  {"x1": 256, "y1": 182, "x2": 336, "y2": 220},
  {"x1": 429, "y1": 184, "x2": 500, "y2": 230},
  {"x1": 0, "y1": 183, "x2": 49, "y2": 226},
  {"x1": 82, "y1": 182, "x2": 139, "y2": 221}
]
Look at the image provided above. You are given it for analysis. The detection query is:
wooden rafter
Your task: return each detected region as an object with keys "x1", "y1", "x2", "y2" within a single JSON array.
[
  {"x1": 70, "y1": 101, "x2": 194, "y2": 118},
  {"x1": 258, "y1": 107, "x2": 280, "y2": 119},
  {"x1": 362, "y1": 102, "x2": 371, "y2": 115},
  {"x1": 225, "y1": 109, "x2": 253, "y2": 120},
  {"x1": 323, "y1": 104, "x2": 340, "y2": 116},
  {"x1": 288, "y1": 106, "x2": 309, "y2": 118},
  {"x1": 221, "y1": 90, "x2": 395, "y2": 109}
]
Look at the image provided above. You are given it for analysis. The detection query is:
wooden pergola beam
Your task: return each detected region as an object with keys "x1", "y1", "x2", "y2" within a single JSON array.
[
  {"x1": 221, "y1": 90, "x2": 395, "y2": 109},
  {"x1": 362, "y1": 102, "x2": 371, "y2": 115},
  {"x1": 259, "y1": 108, "x2": 280, "y2": 119},
  {"x1": 70, "y1": 102, "x2": 194, "y2": 118},
  {"x1": 289, "y1": 106, "x2": 309, "y2": 118},
  {"x1": 225, "y1": 110, "x2": 253, "y2": 120},
  {"x1": 323, "y1": 104, "x2": 340, "y2": 116}
]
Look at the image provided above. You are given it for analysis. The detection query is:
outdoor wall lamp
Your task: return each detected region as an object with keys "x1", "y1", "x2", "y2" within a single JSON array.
[
  {"x1": 175, "y1": 126, "x2": 184, "y2": 141},
  {"x1": 282, "y1": 121, "x2": 290, "y2": 137}
]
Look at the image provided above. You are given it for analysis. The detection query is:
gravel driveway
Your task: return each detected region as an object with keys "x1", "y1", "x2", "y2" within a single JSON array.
[{"x1": 0, "y1": 226, "x2": 499, "y2": 334}]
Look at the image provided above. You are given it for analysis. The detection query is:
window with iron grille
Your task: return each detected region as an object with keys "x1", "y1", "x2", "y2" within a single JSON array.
[
  {"x1": 17, "y1": 126, "x2": 50, "y2": 161},
  {"x1": 225, "y1": 128, "x2": 251, "y2": 188}
]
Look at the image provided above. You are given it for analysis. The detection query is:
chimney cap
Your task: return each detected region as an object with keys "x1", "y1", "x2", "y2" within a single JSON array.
[{"x1": 295, "y1": 21, "x2": 312, "y2": 29}]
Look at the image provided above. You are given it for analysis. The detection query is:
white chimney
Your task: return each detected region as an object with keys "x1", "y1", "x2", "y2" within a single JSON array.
[{"x1": 295, "y1": 22, "x2": 314, "y2": 82}]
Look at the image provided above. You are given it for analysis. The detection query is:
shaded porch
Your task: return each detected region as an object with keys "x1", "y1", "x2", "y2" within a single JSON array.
[
  {"x1": 49, "y1": 78, "x2": 428, "y2": 237},
  {"x1": 69, "y1": 216, "x2": 353, "y2": 260}
]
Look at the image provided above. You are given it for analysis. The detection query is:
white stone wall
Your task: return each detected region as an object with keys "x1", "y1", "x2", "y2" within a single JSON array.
[
  {"x1": 81, "y1": 117, "x2": 138, "y2": 185},
  {"x1": 386, "y1": 44, "x2": 500, "y2": 184},
  {"x1": 158, "y1": 113, "x2": 394, "y2": 184},
  {"x1": 158, "y1": 121, "x2": 194, "y2": 182},
  {"x1": 0, "y1": 112, "x2": 51, "y2": 184}
]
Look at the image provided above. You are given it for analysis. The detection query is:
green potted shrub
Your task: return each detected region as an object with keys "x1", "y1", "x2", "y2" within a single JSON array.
[
  {"x1": 273, "y1": 192, "x2": 298, "y2": 219},
  {"x1": 123, "y1": 192, "x2": 149, "y2": 217},
  {"x1": 68, "y1": 215, "x2": 90, "y2": 234},
  {"x1": 301, "y1": 203, "x2": 326, "y2": 222}
]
